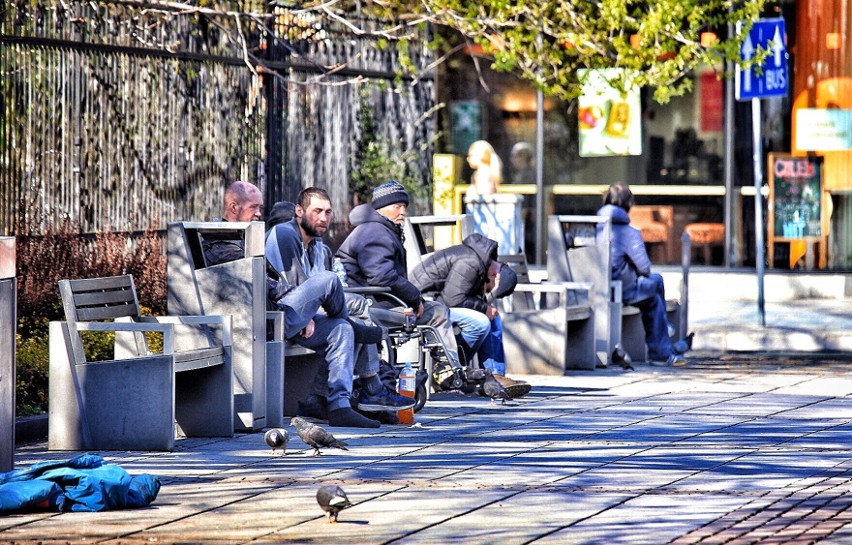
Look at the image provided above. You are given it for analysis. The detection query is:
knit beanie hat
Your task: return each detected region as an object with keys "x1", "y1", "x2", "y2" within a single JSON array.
[{"x1": 371, "y1": 181, "x2": 410, "y2": 210}]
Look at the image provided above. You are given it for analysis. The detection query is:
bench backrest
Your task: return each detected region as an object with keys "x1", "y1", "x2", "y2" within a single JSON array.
[
  {"x1": 168, "y1": 221, "x2": 268, "y2": 430},
  {"x1": 547, "y1": 215, "x2": 614, "y2": 366},
  {"x1": 59, "y1": 275, "x2": 144, "y2": 364},
  {"x1": 403, "y1": 215, "x2": 474, "y2": 275}
]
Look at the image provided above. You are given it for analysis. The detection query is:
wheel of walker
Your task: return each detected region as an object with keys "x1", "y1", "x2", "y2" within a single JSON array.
[{"x1": 413, "y1": 383, "x2": 428, "y2": 413}]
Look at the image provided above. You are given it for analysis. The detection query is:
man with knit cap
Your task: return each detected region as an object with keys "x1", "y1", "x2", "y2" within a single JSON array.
[{"x1": 337, "y1": 181, "x2": 485, "y2": 391}]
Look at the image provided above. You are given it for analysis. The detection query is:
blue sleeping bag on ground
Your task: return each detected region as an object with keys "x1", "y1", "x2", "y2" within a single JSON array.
[{"x1": 0, "y1": 453, "x2": 160, "y2": 514}]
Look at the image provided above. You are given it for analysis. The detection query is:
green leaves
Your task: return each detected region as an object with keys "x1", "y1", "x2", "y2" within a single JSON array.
[{"x1": 362, "y1": 0, "x2": 767, "y2": 104}]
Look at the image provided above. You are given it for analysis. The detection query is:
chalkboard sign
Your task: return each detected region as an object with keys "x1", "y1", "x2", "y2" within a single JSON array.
[{"x1": 769, "y1": 154, "x2": 824, "y2": 239}]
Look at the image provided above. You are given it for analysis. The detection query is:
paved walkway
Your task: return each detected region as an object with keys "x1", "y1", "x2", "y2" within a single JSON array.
[{"x1": 6, "y1": 354, "x2": 852, "y2": 544}]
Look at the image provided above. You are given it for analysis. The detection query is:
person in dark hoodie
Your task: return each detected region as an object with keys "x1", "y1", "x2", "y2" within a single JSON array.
[
  {"x1": 411, "y1": 233, "x2": 531, "y2": 398},
  {"x1": 596, "y1": 183, "x2": 685, "y2": 367},
  {"x1": 336, "y1": 180, "x2": 486, "y2": 391}
]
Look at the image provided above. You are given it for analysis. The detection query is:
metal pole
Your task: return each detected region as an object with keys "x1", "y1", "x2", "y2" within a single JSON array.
[
  {"x1": 751, "y1": 98, "x2": 766, "y2": 326},
  {"x1": 723, "y1": 56, "x2": 735, "y2": 268},
  {"x1": 534, "y1": 88, "x2": 545, "y2": 265}
]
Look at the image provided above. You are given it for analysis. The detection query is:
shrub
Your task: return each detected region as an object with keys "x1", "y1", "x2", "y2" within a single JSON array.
[
  {"x1": 15, "y1": 333, "x2": 49, "y2": 416},
  {"x1": 14, "y1": 222, "x2": 167, "y2": 415}
]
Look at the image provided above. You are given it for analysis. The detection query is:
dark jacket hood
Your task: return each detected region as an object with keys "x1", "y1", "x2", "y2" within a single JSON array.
[
  {"x1": 597, "y1": 204, "x2": 631, "y2": 225},
  {"x1": 349, "y1": 203, "x2": 387, "y2": 226},
  {"x1": 462, "y1": 233, "x2": 498, "y2": 266}
]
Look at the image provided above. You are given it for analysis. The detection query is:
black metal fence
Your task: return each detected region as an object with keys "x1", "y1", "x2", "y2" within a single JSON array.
[{"x1": 0, "y1": 1, "x2": 435, "y2": 235}]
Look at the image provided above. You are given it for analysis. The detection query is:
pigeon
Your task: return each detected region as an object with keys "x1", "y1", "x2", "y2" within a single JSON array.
[
  {"x1": 264, "y1": 428, "x2": 288, "y2": 454},
  {"x1": 482, "y1": 369, "x2": 512, "y2": 405},
  {"x1": 316, "y1": 485, "x2": 352, "y2": 523},
  {"x1": 672, "y1": 332, "x2": 695, "y2": 355},
  {"x1": 290, "y1": 416, "x2": 348, "y2": 456},
  {"x1": 612, "y1": 343, "x2": 634, "y2": 370}
]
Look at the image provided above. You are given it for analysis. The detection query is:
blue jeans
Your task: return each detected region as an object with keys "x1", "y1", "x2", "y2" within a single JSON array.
[
  {"x1": 449, "y1": 307, "x2": 490, "y2": 363},
  {"x1": 624, "y1": 273, "x2": 673, "y2": 361},
  {"x1": 478, "y1": 314, "x2": 506, "y2": 375},
  {"x1": 279, "y1": 271, "x2": 355, "y2": 411}
]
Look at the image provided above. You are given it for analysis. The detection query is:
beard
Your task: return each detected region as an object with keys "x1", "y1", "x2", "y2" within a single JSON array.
[{"x1": 301, "y1": 217, "x2": 328, "y2": 238}]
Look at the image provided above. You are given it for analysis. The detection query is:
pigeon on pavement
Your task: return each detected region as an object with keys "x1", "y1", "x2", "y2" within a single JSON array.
[
  {"x1": 612, "y1": 343, "x2": 634, "y2": 370},
  {"x1": 264, "y1": 428, "x2": 288, "y2": 454},
  {"x1": 316, "y1": 485, "x2": 352, "y2": 523},
  {"x1": 672, "y1": 332, "x2": 695, "y2": 355},
  {"x1": 290, "y1": 416, "x2": 349, "y2": 456},
  {"x1": 482, "y1": 369, "x2": 512, "y2": 405}
]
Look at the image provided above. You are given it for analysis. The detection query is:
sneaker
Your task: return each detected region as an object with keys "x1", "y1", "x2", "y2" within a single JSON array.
[
  {"x1": 356, "y1": 386, "x2": 416, "y2": 412},
  {"x1": 297, "y1": 394, "x2": 328, "y2": 420},
  {"x1": 494, "y1": 374, "x2": 532, "y2": 398},
  {"x1": 650, "y1": 354, "x2": 687, "y2": 367}
]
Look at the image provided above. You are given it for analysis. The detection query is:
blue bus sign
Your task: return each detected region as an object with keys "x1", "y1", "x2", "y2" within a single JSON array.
[{"x1": 735, "y1": 18, "x2": 788, "y2": 101}]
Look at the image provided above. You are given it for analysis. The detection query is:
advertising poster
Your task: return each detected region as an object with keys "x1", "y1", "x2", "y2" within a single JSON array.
[
  {"x1": 769, "y1": 154, "x2": 823, "y2": 238},
  {"x1": 577, "y1": 69, "x2": 642, "y2": 157}
]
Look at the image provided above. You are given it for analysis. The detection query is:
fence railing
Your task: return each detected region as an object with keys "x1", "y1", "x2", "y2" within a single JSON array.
[{"x1": 1, "y1": 1, "x2": 435, "y2": 235}]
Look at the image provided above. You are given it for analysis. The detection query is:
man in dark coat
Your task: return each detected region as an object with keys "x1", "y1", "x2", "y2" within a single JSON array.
[
  {"x1": 336, "y1": 181, "x2": 484, "y2": 390},
  {"x1": 411, "y1": 233, "x2": 530, "y2": 398}
]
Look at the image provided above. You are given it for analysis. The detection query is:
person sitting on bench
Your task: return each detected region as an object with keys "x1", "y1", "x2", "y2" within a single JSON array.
[
  {"x1": 597, "y1": 183, "x2": 687, "y2": 367},
  {"x1": 265, "y1": 187, "x2": 415, "y2": 425},
  {"x1": 203, "y1": 180, "x2": 393, "y2": 428}
]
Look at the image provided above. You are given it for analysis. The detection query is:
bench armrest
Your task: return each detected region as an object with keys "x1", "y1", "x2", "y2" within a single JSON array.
[
  {"x1": 344, "y1": 286, "x2": 391, "y2": 295},
  {"x1": 267, "y1": 311, "x2": 285, "y2": 341},
  {"x1": 512, "y1": 281, "x2": 593, "y2": 307},
  {"x1": 138, "y1": 315, "x2": 233, "y2": 347},
  {"x1": 74, "y1": 321, "x2": 177, "y2": 354}
]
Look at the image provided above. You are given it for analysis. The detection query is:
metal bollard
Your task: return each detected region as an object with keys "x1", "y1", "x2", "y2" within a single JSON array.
[
  {"x1": 0, "y1": 237, "x2": 16, "y2": 472},
  {"x1": 680, "y1": 231, "x2": 690, "y2": 340}
]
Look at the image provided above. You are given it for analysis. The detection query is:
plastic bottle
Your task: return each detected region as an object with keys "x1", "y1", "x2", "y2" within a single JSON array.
[
  {"x1": 331, "y1": 257, "x2": 348, "y2": 287},
  {"x1": 397, "y1": 362, "x2": 416, "y2": 424}
]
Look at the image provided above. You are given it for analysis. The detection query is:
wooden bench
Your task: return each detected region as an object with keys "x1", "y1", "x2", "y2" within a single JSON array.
[
  {"x1": 49, "y1": 275, "x2": 233, "y2": 451},
  {"x1": 499, "y1": 253, "x2": 596, "y2": 373}
]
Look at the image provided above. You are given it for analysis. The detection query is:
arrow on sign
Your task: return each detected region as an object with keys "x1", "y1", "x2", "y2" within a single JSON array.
[
  {"x1": 772, "y1": 25, "x2": 784, "y2": 67},
  {"x1": 741, "y1": 35, "x2": 754, "y2": 92}
]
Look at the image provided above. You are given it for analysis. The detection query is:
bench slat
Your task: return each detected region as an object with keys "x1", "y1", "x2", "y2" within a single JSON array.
[
  {"x1": 66, "y1": 276, "x2": 134, "y2": 291},
  {"x1": 174, "y1": 347, "x2": 227, "y2": 372},
  {"x1": 75, "y1": 303, "x2": 139, "y2": 322},
  {"x1": 565, "y1": 306, "x2": 592, "y2": 321},
  {"x1": 73, "y1": 289, "x2": 136, "y2": 308}
]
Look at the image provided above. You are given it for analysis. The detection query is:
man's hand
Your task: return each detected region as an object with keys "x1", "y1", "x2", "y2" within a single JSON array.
[
  {"x1": 301, "y1": 319, "x2": 315, "y2": 338},
  {"x1": 416, "y1": 301, "x2": 424, "y2": 319},
  {"x1": 486, "y1": 304, "x2": 499, "y2": 320}
]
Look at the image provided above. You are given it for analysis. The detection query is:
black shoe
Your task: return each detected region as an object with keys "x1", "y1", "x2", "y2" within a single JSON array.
[
  {"x1": 297, "y1": 394, "x2": 328, "y2": 420},
  {"x1": 357, "y1": 386, "x2": 416, "y2": 412},
  {"x1": 356, "y1": 408, "x2": 400, "y2": 425},
  {"x1": 328, "y1": 407, "x2": 381, "y2": 428}
]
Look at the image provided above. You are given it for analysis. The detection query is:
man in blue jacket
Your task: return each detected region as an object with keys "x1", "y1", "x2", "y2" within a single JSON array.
[
  {"x1": 265, "y1": 187, "x2": 415, "y2": 424},
  {"x1": 597, "y1": 183, "x2": 685, "y2": 367}
]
